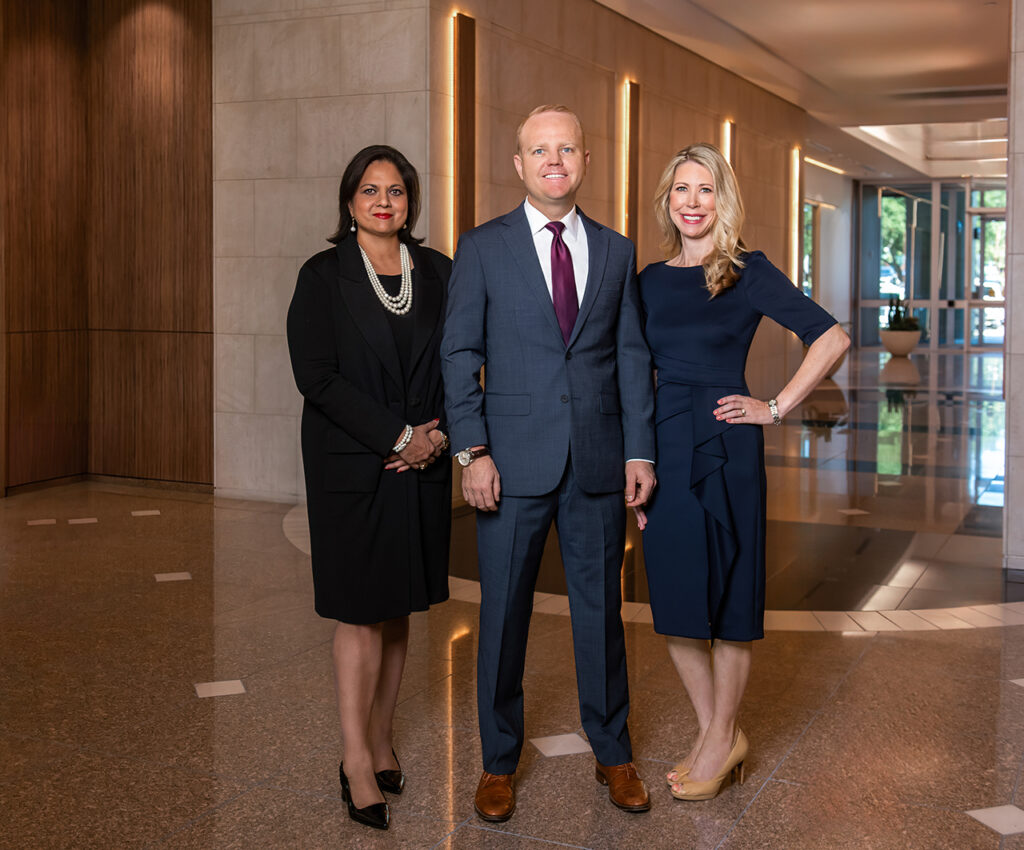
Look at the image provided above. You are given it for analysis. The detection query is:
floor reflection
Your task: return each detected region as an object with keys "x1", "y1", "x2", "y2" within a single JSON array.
[{"x1": 451, "y1": 350, "x2": 1018, "y2": 610}]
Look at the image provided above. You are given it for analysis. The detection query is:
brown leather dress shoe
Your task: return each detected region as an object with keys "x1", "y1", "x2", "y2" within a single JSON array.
[
  {"x1": 595, "y1": 760, "x2": 651, "y2": 812},
  {"x1": 474, "y1": 771, "x2": 515, "y2": 822}
]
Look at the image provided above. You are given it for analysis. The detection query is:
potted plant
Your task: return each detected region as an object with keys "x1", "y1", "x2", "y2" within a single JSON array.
[{"x1": 880, "y1": 297, "x2": 921, "y2": 356}]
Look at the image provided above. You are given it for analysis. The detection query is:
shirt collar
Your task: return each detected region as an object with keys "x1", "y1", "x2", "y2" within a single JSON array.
[{"x1": 523, "y1": 199, "x2": 580, "y2": 239}]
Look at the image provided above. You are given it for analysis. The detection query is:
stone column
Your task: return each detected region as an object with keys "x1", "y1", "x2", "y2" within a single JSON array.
[{"x1": 1006, "y1": 0, "x2": 1023, "y2": 571}]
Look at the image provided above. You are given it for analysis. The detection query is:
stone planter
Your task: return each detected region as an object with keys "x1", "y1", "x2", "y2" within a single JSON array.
[{"x1": 880, "y1": 329, "x2": 920, "y2": 357}]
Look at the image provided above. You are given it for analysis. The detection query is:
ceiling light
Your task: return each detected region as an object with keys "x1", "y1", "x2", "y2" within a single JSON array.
[
  {"x1": 945, "y1": 137, "x2": 1008, "y2": 144},
  {"x1": 804, "y1": 156, "x2": 845, "y2": 175}
]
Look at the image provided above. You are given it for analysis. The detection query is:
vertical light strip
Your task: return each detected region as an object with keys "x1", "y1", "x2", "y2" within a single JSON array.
[
  {"x1": 620, "y1": 79, "x2": 631, "y2": 234},
  {"x1": 721, "y1": 120, "x2": 734, "y2": 164},
  {"x1": 449, "y1": 12, "x2": 457, "y2": 256},
  {"x1": 789, "y1": 146, "x2": 801, "y2": 285},
  {"x1": 621, "y1": 81, "x2": 639, "y2": 241}
]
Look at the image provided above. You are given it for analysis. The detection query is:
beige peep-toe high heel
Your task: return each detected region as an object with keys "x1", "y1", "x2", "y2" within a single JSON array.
[{"x1": 669, "y1": 728, "x2": 748, "y2": 802}]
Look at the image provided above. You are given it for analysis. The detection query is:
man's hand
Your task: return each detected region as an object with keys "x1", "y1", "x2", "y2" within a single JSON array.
[
  {"x1": 624, "y1": 460, "x2": 655, "y2": 508},
  {"x1": 462, "y1": 455, "x2": 501, "y2": 511}
]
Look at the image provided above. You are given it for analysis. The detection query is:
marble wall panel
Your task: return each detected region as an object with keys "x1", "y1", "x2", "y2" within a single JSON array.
[
  {"x1": 213, "y1": 23, "x2": 253, "y2": 102},
  {"x1": 214, "y1": 0, "x2": 294, "y2": 16},
  {"x1": 215, "y1": 334, "x2": 255, "y2": 413},
  {"x1": 1008, "y1": 353, "x2": 1024, "y2": 455},
  {"x1": 427, "y1": 7, "x2": 453, "y2": 103},
  {"x1": 300, "y1": 0, "x2": 397, "y2": 8},
  {"x1": 296, "y1": 95, "x2": 387, "y2": 177},
  {"x1": 252, "y1": 177, "x2": 341, "y2": 259},
  {"x1": 1007, "y1": 0, "x2": 1021, "y2": 568},
  {"x1": 252, "y1": 16, "x2": 345, "y2": 99},
  {"x1": 485, "y1": 106, "x2": 519, "y2": 188},
  {"x1": 1008, "y1": 455, "x2": 1024, "y2": 554},
  {"x1": 214, "y1": 100, "x2": 297, "y2": 180},
  {"x1": 1013, "y1": 53, "x2": 1024, "y2": 155},
  {"x1": 386, "y1": 91, "x2": 430, "y2": 175},
  {"x1": 519, "y1": 0, "x2": 564, "y2": 53},
  {"x1": 338, "y1": 9, "x2": 428, "y2": 96},
  {"x1": 253, "y1": 334, "x2": 303, "y2": 414},
  {"x1": 214, "y1": 411, "x2": 299, "y2": 496},
  {"x1": 214, "y1": 180, "x2": 255, "y2": 258},
  {"x1": 215, "y1": 256, "x2": 303, "y2": 335},
  {"x1": 1009, "y1": 253, "x2": 1024, "y2": 358}
]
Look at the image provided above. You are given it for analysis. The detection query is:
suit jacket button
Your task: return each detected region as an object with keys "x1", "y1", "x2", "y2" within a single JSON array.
[
  {"x1": 560, "y1": 394, "x2": 569, "y2": 403},
  {"x1": 565, "y1": 351, "x2": 573, "y2": 360}
]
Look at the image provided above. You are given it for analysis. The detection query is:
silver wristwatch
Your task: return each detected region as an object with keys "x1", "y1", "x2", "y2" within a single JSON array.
[{"x1": 456, "y1": 447, "x2": 490, "y2": 467}]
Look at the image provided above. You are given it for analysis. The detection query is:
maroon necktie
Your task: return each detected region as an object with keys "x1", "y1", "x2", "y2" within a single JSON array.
[{"x1": 545, "y1": 221, "x2": 578, "y2": 344}]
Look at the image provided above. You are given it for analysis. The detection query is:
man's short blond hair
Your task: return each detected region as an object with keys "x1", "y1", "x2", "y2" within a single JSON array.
[{"x1": 514, "y1": 105, "x2": 586, "y2": 154}]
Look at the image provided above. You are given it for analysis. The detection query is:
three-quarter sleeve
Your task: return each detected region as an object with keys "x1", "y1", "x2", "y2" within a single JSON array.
[{"x1": 740, "y1": 251, "x2": 837, "y2": 346}]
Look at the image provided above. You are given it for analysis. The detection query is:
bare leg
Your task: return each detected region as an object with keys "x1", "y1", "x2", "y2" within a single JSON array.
[
  {"x1": 665, "y1": 636, "x2": 715, "y2": 780},
  {"x1": 333, "y1": 621, "x2": 386, "y2": 808},
  {"x1": 682, "y1": 639, "x2": 752, "y2": 783},
  {"x1": 368, "y1": 616, "x2": 409, "y2": 771}
]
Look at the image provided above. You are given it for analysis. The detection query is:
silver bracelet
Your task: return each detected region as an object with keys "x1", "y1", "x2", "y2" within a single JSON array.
[
  {"x1": 392, "y1": 424, "x2": 413, "y2": 453},
  {"x1": 767, "y1": 398, "x2": 781, "y2": 426}
]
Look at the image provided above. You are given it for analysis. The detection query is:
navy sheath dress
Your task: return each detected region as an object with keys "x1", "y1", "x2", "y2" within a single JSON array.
[{"x1": 639, "y1": 251, "x2": 836, "y2": 641}]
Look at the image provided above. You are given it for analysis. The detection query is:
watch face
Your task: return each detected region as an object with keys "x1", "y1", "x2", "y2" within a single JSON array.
[{"x1": 456, "y1": 449, "x2": 471, "y2": 466}]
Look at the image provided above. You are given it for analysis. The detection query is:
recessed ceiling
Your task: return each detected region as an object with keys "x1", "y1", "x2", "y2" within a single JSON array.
[{"x1": 596, "y1": 0, "x2": 1011, "y2": 179}]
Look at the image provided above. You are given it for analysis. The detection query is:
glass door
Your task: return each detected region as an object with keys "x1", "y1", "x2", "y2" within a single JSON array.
[
  {"x1": 968, "y1": 188, "x2": 1006, "y2": 349},
  {"x1": 858, "y1": 184, "x2": 931, "y2": 346}
]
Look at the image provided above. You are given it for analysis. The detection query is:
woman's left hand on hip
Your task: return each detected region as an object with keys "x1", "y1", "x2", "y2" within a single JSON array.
[{"x1": 714, "y1": 395, "x2": 772, "y2": 425}]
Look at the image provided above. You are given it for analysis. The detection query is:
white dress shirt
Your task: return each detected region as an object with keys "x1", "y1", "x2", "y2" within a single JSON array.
[{"x1": 523, "y1": 199, "x2": 589, "y2": 305}]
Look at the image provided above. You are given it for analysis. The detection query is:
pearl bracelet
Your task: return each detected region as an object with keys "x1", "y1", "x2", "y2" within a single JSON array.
[
  {"x1": 392, "y1": 424, "x2": 413, "y2": 453},
  {"x1": 767, "y1": 398, "x2": 781, "y2": 426}
]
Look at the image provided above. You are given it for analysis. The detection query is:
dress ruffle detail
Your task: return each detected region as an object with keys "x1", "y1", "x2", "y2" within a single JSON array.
[{"x1": 654, "y1": 357, "x2": 745, "y2": 637}]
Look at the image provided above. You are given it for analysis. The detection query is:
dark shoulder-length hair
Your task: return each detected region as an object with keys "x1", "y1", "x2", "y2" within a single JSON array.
[{"x1": 328, "y1": 145, "x2": 423, "y2": 245}]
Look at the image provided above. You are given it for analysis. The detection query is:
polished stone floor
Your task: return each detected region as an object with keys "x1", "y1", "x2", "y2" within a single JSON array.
[{"x1": 4, "y1": 350, "x2": 1024, "y2": 848}]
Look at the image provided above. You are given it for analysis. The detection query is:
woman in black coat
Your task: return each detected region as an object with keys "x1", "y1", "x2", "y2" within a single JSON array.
[{"x1": 287, "y1": 146, "x2": 451, "y2": 831}]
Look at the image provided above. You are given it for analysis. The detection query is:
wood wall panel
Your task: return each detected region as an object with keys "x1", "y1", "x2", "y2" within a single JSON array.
[
  {"x1": 2, "y1": 1, "x2": 88, "y2": 334},
  {"x1": 89, "y1": 331, "x2": 212, "y2": 483},
  {"x1": 85, "y1": 0, "x2": 213, "y2": 486},
  {"x1": 87, "y1": 0, "x2": 212, "y2": 333},
  {"x1": 6, "y1": 332, "x2": 88, "y2": 487},
  {"x1": 2, "y1": 0, "x2": 89, "y2": 489},
  {"x1": 1, "y1": 0, "x2": 213, "y2": 491}
]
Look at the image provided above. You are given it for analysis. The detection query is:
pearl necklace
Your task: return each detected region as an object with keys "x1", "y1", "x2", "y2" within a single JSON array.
[{"x1": 358, "y1": 242, "x2": 413, "y2": 315}]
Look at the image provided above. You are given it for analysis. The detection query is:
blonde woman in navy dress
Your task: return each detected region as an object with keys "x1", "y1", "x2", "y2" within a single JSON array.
[{"x1": 635, "y1": 144, "x2": 849, "y2": 801}]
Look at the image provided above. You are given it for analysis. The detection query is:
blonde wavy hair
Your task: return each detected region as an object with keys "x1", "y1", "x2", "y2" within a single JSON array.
[{"x1": 653, "y1": 143, "x2": 746, "y2": 298}]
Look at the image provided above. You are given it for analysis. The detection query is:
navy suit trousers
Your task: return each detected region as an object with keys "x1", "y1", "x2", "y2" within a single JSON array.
[{"x1": 475, "y1": 460, "x2": 632, "y2": 773}]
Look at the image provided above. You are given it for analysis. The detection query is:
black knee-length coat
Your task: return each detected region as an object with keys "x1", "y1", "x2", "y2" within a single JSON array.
[{"x1": 286, "y1": 236, "x2": 452, "y2": 623}]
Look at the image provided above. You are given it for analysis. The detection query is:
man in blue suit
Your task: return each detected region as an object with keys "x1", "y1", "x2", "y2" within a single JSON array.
[{"x1": 442, "y1": 105, "x2": 656, "y2": 821}]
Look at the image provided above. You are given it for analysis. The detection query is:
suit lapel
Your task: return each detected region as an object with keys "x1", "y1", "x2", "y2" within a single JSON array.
[
  {"x1": 566, "y1": 211, "x2": 609, "y2": 348},
  {"x1": 334, "y1": 239, "x2": 404, "y2": 389},
  {"x1": 408, "y1": 244, "x2": 441, "y2": 379},
  {"x1": 500, "y1": 206, "x2": 565, "y2": 342}
]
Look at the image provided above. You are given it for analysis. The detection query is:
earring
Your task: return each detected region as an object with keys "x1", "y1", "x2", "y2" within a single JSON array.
[{"x1": 350, "y1": 221, "x2": 356, "y2": 232}]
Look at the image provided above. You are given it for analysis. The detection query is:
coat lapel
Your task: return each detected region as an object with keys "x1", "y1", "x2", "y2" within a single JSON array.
[
  {"x1": 334, "y1": 239, "x2": 404, "y2": 389},
  {"x1": 407, "y1": 244, "x2": 442, "y2": 379},
  {"x1": 567, "y1": 210, "x2": 609, "y2": 348},
  {"x1": 500, "y1": 206, "x2": 565, "y2": 342}
]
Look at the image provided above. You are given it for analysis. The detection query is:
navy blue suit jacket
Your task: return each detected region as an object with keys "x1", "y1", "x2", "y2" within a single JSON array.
[{"x1": 441, "y1": 205, "x2": 655, "y2": 497}]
